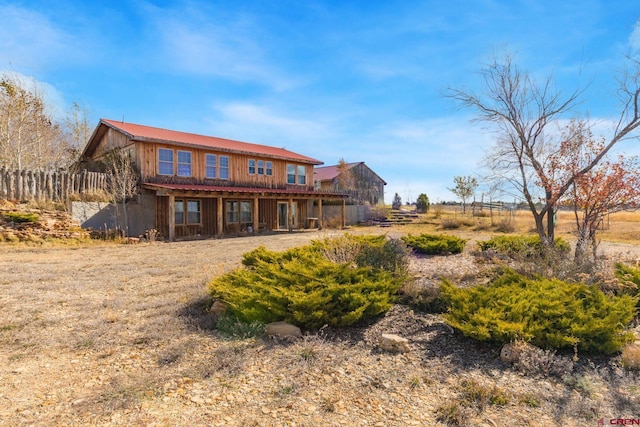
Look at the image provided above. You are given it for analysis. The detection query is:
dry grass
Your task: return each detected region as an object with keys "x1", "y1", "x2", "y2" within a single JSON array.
[
  {"x1": 622, "y1": 343, "x2": 640, "y2": 370},
  {"x1": 1, "y1": 225, "x2": 639, "y2": 426},
  {"x1": 387, "y1": 205, "x2": 640, "y2": 247}
]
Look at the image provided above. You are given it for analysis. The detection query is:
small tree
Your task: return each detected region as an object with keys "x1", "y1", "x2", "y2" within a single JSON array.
[
  {"x1": 449, "y1": 52, "x2": 640, "y2": 246},
  {"x1": 416, "y1": 193, "x2": 430, "y2": 213},
  {"x1": 391, "y1": 193, "x2": 402, "y2": 210},
  {"x1": 104, "y1": 147, "x2": 139, "y2": 236},
  {"x1": 449, "y1": 176, "x2": 478, "y2": 214},
  {"x1": 553, "y1": 124, "x2": 640, "y2": 262}
]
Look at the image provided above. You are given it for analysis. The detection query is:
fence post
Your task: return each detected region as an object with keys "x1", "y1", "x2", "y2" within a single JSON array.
[{"x1": 0, "y1": 166, "x2": 5, "y2": 199}]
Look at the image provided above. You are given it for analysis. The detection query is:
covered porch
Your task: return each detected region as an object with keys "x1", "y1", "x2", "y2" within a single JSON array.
[{"x1": 142, "y1": 183, "x2": 347, "y2": 241}]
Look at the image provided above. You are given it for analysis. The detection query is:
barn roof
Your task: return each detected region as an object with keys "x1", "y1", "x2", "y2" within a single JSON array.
[
  {"x1": 82, "y1": 119, "x2": 323, "y2": 165},
  {"x1": 313, "y1": 162, "x2": 361, "y2": 181},
  {"x1": 314, "y1": 162, "x2": 387, "y2": 185}
]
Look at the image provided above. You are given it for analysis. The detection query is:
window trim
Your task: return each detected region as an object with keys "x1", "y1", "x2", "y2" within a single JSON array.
[
  {"x1": 175, "y1": 198, "x2": 185, "y2": 224},
  {"x1": 287, "y1": 164, "x2": 296, "y2": 184},
  {"x1": 297, "y1": 165, "x2": 306, "y2": 185},
  {"x1": 186, "y1": 199, "x2": 201, "y2": 225},
  {"x1": 205, "y1": 153, "x2": 217, "y2": 179},
  {"x1": 226, "y1": 200, "x2": 238, "y2": 223},
  {"x1": 176, "y1": 150, "x2": 192, "y2": 177},
  {"x1": 158, "y1": 148, "x2": 174, "y2": 176},
  {"x1": 219, "y1": 155, "x2": 230, "y2": 180},
  {"x1": 240, "y1": 200, "x2": 253, "y2": 223}
]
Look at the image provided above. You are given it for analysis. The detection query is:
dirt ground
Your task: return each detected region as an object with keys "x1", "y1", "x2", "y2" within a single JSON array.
[{"x1": 1, "y1": 229, "x2": 639, "y2": 426}]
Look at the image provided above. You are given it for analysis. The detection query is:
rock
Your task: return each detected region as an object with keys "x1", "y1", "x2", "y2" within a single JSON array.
[
  {"x1": 379, "y1": 333, "x2": 410, "y2": 353},
  {"x1": 210, "y1": 301, "x2": 228, "y2": 317},
  {"x1": 500, "y1": 341, "x2": 533, "y2": 364},
  {"x1": 265, "y1": 321, "x2": 302, "y2": 338}
]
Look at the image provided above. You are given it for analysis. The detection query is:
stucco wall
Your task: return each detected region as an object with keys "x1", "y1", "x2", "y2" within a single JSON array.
[{"x1": 71, "y1": 194, "x2": 155, "y2": 237}]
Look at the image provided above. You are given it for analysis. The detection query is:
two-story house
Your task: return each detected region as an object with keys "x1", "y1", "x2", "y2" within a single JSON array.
[{"x1": 80, "y1": 119, "x2": 346, "y2": 240}]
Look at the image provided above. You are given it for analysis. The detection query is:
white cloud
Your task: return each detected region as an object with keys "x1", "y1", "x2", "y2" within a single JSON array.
[
  {"x1": 630, "y1": 19, "x2": 640, "y2": 51},
  {"x1": 145, "y1": 4, "x2": 299, "y2": 91},
  {"x1": 0, "y1": 5, "x2": 85, "y2": 71},
  {"x1": 204, "y1": 102, "x2": 336, "y2": 148},
  {"x1": 0, "y1": 70, "x2": 67, "y2": 118}
]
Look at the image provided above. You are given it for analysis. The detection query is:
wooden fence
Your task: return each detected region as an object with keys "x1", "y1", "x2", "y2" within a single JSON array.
[{"x1": 0, "y1": 167, "x2": 108, "y2": 202}]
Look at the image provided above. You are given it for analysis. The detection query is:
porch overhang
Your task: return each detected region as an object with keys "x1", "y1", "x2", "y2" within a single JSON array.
[{"x1": 141, "y1": 182, "x2": 348, "y2": 200}]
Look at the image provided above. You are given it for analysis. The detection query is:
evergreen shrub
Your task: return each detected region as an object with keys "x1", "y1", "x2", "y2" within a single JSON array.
[
  {"x1": 3, "y1": 212, "x2": 39, "y2": 223},
  {"x1": 401, "y1": 233, "x2": 466, "y2": 255},
  {"x1": 209, "y1": 237, "x2": 405, "y2": 330},
  {"x1": 477, "y1": 235, "x2": 570, "y2": 259},
  {"x1": 441, "y1": 269, "x2": 637, "y2": 354}
]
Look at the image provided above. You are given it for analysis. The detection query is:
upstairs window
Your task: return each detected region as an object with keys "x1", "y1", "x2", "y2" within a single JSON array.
[
  {"x1": 257, "y1": 160, "x2": 264, "y2": 175},
  {"x1": 205, "y1": 154, "x2": 217, "y2": 178},
  {"x1": 248, "y1": 159, "x2": 256, "y2": 174},
  {"x1": 287, "y1": 164, "x2": 296, "y2": 184},
  {"x1": 297, "y1": 165, "x2": 306, "y2": 185},
  {"x1": 158, "y1": 148, "x2": 173, "y2": 175},
  {"x1": 220, "y1": 156, "x2": 229, "y2": 179},
  {"x1": 177, "y1": 151, "x2": 192, "y2": 177},
  {"x1": 266, "y1": 161, "x2": 273, "y2": 176}
]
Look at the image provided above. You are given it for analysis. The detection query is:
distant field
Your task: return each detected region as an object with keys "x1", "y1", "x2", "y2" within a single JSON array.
[{"x1": 384, "y1": 205, "x2": 640, "y2": 245}]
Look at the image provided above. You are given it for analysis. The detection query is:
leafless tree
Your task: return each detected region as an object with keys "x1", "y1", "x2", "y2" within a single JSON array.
[
  {"x1": 0, "y1": 72, "x2": 77, "y2": 171},
  {"x1": 104, "y1": 147, "x2": 139, "y2": 237},
  {"x1": 448, "y1": 53, "x2": 640, "y2": 246}
]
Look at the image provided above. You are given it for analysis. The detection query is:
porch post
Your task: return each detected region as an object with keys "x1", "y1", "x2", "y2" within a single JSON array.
[
  {"x1": 341, "y1": 198, "x2": 346, "y2": 229},
  {"x1": 168, "y1": 195, "x2": 175, "y2": 242},
  {"x1": 288, "y1": 197, "x2": 293, "y2": 232},
  {"x1": 318, "y1": 198, "x2": 323, "y2": 230},
  {"x1": 253, "y1": 197, "x2": 259, "y2": 233},
  {"x1": 217, "y1": 197, "x2": 224, "y2": 237}
]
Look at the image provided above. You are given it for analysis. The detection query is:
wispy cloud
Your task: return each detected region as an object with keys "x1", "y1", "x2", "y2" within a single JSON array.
[
  {"x1": 204, "y1": 102, "x2": 336, "y2": 148},
  {"x1": 630, "y1": 19, "x2": 640, "y2": 51},
  {"x1": 143, "y1": 3, "x2": 299, "y2": 91},
  {"x1": 0, "y1": 5, "x2": 70, "y2": 68}
]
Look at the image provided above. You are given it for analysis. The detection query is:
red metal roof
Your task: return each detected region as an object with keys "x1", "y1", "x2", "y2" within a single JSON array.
[
  {"x1": 314, "y1": 162, "x2": 361, "y2": 181},
  {"x1": 100, "y1": 119, "x2": 323, "y2": 165},
  {"x1": 142, "y1": 182, "x2": 347, "y2": 198}
]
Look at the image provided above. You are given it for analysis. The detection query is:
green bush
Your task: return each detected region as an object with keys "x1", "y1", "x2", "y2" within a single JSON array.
[
  {"x1": 401, "y1": 233, "x2": 466, "y2": 255},
  {"x1": 477, "y1": 235, "x2": 570, "y2": 259},
  {"x1": 441, "y1": 269, "x2": 637, "y2": 354},
  {"x1": 3, "y1": 211, "x2": 39, "y2": 223},
  {"x1": 209, "y1": 241, "x2": 403, "y2": 330}
]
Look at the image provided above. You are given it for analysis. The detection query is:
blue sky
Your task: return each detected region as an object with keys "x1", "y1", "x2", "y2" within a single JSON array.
[{"x1": 1, "y1": 1, "x2": 639, "y2": 203}]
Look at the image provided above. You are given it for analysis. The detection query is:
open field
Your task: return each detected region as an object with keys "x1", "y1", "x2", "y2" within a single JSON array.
[{"x1": 1, "y1": 211, "x2": 640, "y2": 426}]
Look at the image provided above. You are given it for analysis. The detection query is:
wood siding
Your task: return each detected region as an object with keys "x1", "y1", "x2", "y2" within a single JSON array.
[{"x1": 132, "y1": 141, "x2": 315, "y2": 189}]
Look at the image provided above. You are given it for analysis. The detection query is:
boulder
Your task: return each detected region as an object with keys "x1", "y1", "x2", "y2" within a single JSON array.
[
  {"x1": 379, "y1": 333, "x2": 410, "y2": 353},
  {"x1": 265, "y1": 321, "x2": 302, "y2": 338}
]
